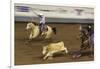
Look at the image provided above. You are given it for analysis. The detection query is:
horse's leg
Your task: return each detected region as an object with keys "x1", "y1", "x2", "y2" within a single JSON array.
[
  {"x1": 72, "y1": 51, "x2": 81, "y2": 59},
  {"x1": 82, "y1": 39, "x2": 89, "y2": 50},
  {"x1": 25, "y1": 34, "x2": 33, "y2": 44},
  {"x1": 28, "y1": 34, "x2": 33, "y2": 42}
]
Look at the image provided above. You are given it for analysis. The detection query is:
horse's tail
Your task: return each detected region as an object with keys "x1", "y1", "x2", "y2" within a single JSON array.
[{"x1": 52, "y1": 27, "x2": 56, "y2": 34}]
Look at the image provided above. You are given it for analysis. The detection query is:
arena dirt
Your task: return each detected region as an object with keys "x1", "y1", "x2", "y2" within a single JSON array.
[{"x1": 15, "y1": 22, "x2": 94, "y2": 65}]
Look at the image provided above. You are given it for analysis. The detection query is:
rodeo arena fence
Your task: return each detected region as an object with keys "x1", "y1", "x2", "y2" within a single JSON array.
[{"x1": 14, "y1": 3, "x2": 94, "y2": 23}]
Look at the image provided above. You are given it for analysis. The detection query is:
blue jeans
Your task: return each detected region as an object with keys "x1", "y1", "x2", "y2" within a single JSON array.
[{"x1": 39, "y1": 23, "x2": 47, "y2": 33}]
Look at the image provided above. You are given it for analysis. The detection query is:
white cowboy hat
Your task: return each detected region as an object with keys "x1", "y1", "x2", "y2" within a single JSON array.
[
  {"x1": 88, "y1": 25, "x2": 92, "y2": 28},
  {"x1": 39, "y1": 13, "x2": 43, "y2": 15}
]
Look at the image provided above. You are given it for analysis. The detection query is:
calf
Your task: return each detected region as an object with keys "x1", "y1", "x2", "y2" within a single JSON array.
[{"x1": 42, "y1": 41, "x2": 68, "y2": 60}]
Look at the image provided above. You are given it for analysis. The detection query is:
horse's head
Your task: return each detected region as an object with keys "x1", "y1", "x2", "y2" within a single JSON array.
[{"x1": 25, "y1": 22, "x2": 36, "y2": 30}]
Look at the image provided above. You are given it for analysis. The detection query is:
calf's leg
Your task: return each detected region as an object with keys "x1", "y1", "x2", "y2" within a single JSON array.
[
  {"x1": 64, "y1": 48, "x2": 68, "y2": 54},
  {"x1": 43, "y1": 52, "x2": 52, "y2": 60}
]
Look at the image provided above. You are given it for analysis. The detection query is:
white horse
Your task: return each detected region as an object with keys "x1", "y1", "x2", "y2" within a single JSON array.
[{"x1": 25, "y1": 22, "x2": 56, "y2": 40}]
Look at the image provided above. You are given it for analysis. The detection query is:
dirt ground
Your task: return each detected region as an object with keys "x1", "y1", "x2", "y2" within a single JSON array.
[{"x1": 15, "y1": 22, "x2": 94, "y2": 65}]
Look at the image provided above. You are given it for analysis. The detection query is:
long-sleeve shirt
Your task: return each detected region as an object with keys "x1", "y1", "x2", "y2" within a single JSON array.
[{"x1": 39, "y1": 15, "x2": 45, "y2": 24}]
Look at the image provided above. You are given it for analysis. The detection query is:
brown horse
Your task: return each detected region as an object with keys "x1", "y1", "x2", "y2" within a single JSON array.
[{"x1": 72, "y1": 25, "x2": 94, "y2": 58}]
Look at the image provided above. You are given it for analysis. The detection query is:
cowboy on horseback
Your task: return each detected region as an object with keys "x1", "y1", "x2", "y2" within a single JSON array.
[
  {"x1": 72, "y1": 25, "x2": 94, "y2": 58},
  {"x1": 37, "y1": 13, "x2": 47, "y2": 35}
]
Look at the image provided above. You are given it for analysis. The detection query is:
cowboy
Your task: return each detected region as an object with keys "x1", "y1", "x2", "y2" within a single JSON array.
[{"x1": 37, "y1": 13, "x2": 47, "y2": 35}]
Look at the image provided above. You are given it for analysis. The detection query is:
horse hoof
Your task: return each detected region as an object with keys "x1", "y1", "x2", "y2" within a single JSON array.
[
  {"x1": 72, "y1": 54, "x2": 81, "y2": 59},
  {"x1": 76, "y1": 54, "x2": 81, "y2": 58}
]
